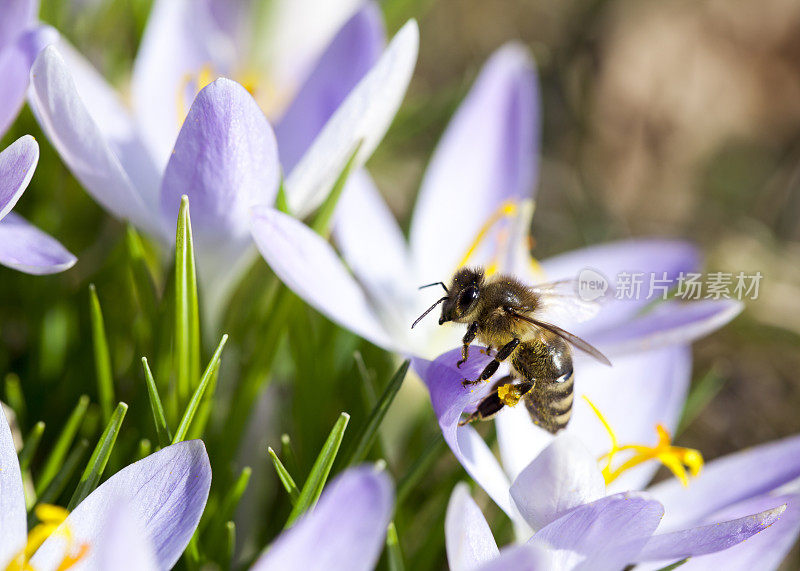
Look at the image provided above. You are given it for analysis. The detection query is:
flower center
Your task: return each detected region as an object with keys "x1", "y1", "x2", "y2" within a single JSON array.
[
  {"x1": 175, "y1": 64, "x2": 268, "y2": 126},
  {"x1": 4, "y1": 504, "x2": 89, "y2": 571},
  {"x1": 583, "y1": 396, "x2": 704, "y2": 487}
]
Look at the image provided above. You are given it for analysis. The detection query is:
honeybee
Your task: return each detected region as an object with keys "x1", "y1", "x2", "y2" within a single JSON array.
[{"x1": 412, "y1": 267, "x2": 611, "y2": 433}]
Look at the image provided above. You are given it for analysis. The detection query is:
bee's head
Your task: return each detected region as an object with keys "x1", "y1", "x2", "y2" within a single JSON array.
[{"x1": 439, "y1": 267, "x2": 484, "y2": 325}]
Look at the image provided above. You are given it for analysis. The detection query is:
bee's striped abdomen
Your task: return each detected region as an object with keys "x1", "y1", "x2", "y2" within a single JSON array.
[{"x1": 522, "y1": 370, "x2": 574, "y2": 434}]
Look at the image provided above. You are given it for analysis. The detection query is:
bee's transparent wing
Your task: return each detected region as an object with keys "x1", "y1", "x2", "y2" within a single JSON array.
[{"x1": 529, "y1": 279, "x2": 602, "y2": 324}]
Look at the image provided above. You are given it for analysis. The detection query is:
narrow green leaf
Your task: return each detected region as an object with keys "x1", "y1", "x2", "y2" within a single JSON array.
[
  {"x1": 174, "y1": 195, "x2": 201, "y2": 403},
  {"x1": 397, "y1": 433, "x2": 445, "y2": 504},
  {"x1": 89, "y1": 284, "x2": 115, "y2": 422},
  {"x1": 310, "y1": 140, "x2": 363, "y2": 236},
  {"x1": 36, "y1": 395, "x2": 89, "y2": 496},
  {"x1": 268, "y1": 447, "x2": 300, "y2": 505},
  {"x1": 216, "y1": 466, "x2": 252, "y2": 528},
  {"x1": 18, "y1": 421, "x2": 45, "y2": 473},
  {"x1": 655, "y1": 559, "x2": 688, "y2": 571},
  {"x1": 4, "y1": 373, "x2": 26, "y2": 428},
  {"x1": 187, "y1": 356, "x2": 221, "y2": 441},
  {"x1": 677, "y1": 367, "x2": 726, "y2": 435},
  {"x1": 125, "y1": 224, "x2": 159, "y2": 316},
  {"x1": 285, "y1": 412, "x2": 350, "y2": 528},
  {"x1": 224, "y1": 521, "x2": 236, "y2": 565},
  {"x1": 386, "y1": 522, "x2": 405, "y2": 571},
  {"x1": 142, "y1": 357, "x2": 172, "y2": 447},
  {"x1": 346, "y1": 360, "x2": 409, "y2": 466},
  {"x1": 281, "y1": 433, "x2": 300, "y2": 477},
  {"x1": 172, "y1": 335, "x2": 228, "y2": 444},
  {"x1": 275, "y1": 179, "x2": 291, "y2": 214},
  {"x1": 137, "y1": 438, "x2": 152, "y2": 460},
  {"x1": 68, "y1": 402, "x2": 128, "y2": 510},
  {"x1": 33, "y1": 439, "x2": 89, "y2": 517}
]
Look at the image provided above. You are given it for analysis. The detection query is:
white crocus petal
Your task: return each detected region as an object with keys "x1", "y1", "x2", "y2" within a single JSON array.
[
  {"x1": 28, "y1": 47, "x2": 161, "y2": 238},
  {"x1": 96, "y1": 502, "x2": 158, "y2": 571},
  {"x1": 495, "y1": 403, "x2": 552, "y2": 484},
  {"x1": 0, "y1": 405, "x2": 26, "y2": 567},
  {"x1": 250, "y1": 206, "x2": 395, "y2": 350},
  {"x1": 510, "y1": 434, "x2": 606, "y2": 532},
  {"x1": 285, "y1": 19, "x2": 418, "y2": 217},
  {"x1": 446, "y1": 483, "x2": 500, "y2": 571},
  {"x1": 474, "y1": 544, "x2": 552, "y2": 571}
]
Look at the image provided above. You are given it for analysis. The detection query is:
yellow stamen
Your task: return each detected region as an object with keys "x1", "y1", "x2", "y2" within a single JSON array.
[
  {"x1": 583, "y1": 396, "x2": 704, "y2": 487},
  {"x1": 4, "y1": 504, "x2": 89, "y2": 571},
  {"x1": 457, "y1": 200, "x2": 517, "y2": 271}
]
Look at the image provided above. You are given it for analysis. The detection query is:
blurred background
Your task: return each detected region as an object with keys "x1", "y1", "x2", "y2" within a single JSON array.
[{"x1": 2, "y1": 0, "x2": 800, "y2": 568}]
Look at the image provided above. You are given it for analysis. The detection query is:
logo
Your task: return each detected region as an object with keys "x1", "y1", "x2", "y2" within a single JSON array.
[{"x1": 577, "y1": 268, "x2": 609, "y2": 301}]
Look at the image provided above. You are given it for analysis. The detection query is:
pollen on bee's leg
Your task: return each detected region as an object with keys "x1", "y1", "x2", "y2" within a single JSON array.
[{"x1": 497, "y1": 383, "x2": 523, "y2": 407}]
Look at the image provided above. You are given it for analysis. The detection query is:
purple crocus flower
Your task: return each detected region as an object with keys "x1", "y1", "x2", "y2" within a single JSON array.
[
  {"x1": 0, "y1": 135, "x2": 76, "y2": 274},
  {"x1": 28, "y1": 4, "x2": 418, "y2": 319},
  {"x1": 0, "y1": 0, "x2": 55, "y2": 136},
  {"x1": 415, "y1": 347, "x2": 800, "y2": 569},
  {"x1": 0, "y1": 405, "x2": 211, "y2": 570},
  {"x1": 250, "y1": 43, "x2": 740, "y2": 358}
]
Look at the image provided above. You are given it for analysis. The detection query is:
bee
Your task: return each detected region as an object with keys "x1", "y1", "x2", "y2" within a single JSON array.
[{"x1": 412, "y1": 267, "x2": 611, "y2": 433}]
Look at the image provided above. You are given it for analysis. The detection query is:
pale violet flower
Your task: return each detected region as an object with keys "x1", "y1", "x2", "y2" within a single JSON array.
[
  {"x1": 0, "y1": 404, "x2": 211, "y2": 570},
  {"x1": 0, "y1": 135, "x2": 76, "y2": 274},
  {"x1": 250, "y1": 42, "x2": 740, "y2": 359},
  {"x1": 28, "y1": 3, "x2": 418, "y2": 319}
]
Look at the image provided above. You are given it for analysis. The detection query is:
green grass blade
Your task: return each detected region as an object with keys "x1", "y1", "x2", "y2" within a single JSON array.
[
  {"x1": 4, "y1": 373, "x2": 26, "y2": 428},
  {"x1": 386, "y1": 522, "x2": 405, "y2": 571},
  {"x1": 174, "y1": 195, "x2": 201, "y2": 404},
  {"x1": 397, "y1": 433, "x2": 445, "y2": 504},
  {"x1": 137, "y1": 438, "x2": 152, "y2": 460},
  {"x1": 89, "y1": 284, "x2": 115, "y2": 422},
  {"x1": 224, "y1": 521, "x2": 236, "y2": 565},
  {"x1": 656, "y1": 560, "x2": 688, "y2": 571},
  {"x1": 18, "y1": 421, "x2": 45, "y2": 473},
  {"x1": 285, "y1": 412, "x2": 350, "y2": 528},
  {"x1": 281, "y1": 433, "x2": 300, "y2": 477},
  {"x1": 36, "y1": 395, "x2": 89, "y2": 496},
  {"x1": 275, "y1": 179, "x2": 291, "y2": 214},
  {"x1": 68, "y1": 402, "x2": 128, "y2": 510},
  {"x1": 172, "y1": 335, "x2": 228, "y2": 444},
  {"x1": 125, "y1": 224, "x2": 159, "y2": 316},
  {"x1": 268, "y1": 447, "x2": 300, "y2": 505},
  {"x1": 346, "y1": 360, "x2": 409, "y2": 466},
  {"x1": 309, "y1": 141, "x2": 363, "y2": 236},
  {"x1": 33, "y1": 439, "x2": 89, "y2": 518},
  {"x1": 142, "y1": 357, "x2": 172, "y2": 447},
  {"x1": 677, "y1": 367, "x2": 726, "y2": 435}
]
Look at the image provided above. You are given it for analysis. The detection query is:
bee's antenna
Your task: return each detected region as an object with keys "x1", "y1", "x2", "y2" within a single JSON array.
[
  {"x1": 412, "y1": 296, "x2": 448, "y2": 329},
  {"x1": 419, "y1": 282, "x2": 449, "y2": 293}
]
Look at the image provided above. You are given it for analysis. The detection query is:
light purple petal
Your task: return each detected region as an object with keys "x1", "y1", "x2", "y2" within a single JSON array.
[
  {"x1": 446, "y1": 483, "x2": 499, "y2": 571},
  {"x1": 0, "y1": 134, "x2": 37, "y2": 220},
  {"x1": 532, "y1": 492, "x2": 664, "y2": 571},
  {"x1": 333, "y1": 170, "x2": 416, "y2": 335},
  {"x1": 28, "y1": 46, "x2": 160, "y2": 236},
  {"x1": 160, "y1": 78, "x2": 279, "y2": 249},
  {"x1": 413, "y1": 348, "x2": 515, "y2": 516},
  {"x1": 250, "y1": 206, "x2": 395, "y2": 349},
  {"x1": 275, "y1": 2, "x2": 385, "y2": 172},
  {"x1": 0, "y1": 212, "x2": 76, "y2": 274},
  {"x1": 285, "y1": 19, "x2": 418, "y2": 217},
  {"x1": 592, "y1": 299, "x2": 743, "y2": 357},
  {"x1": 474, "y1": 544, "x2": 552, "y2": 571},
  {"x1": 131, "y1": 0, "x2": 234, "y2": 165},
  {"x1": 540, "y1": 239, "x2": 701, "y2": 335},
  {"x1": 495, "y1": 401, "x2": 553, "y2": 483},
  {"x1": 409, "y1": 43, "x2": 539, "y2": 281},
  {"x1": 633, "y1": 501, "x2": 786, "y2": 562},
  {"x1": 0, "y1": 0, "x2": 36, "y2": 51},
  {"x1": 0, "y1": 404, "x2": 26, "y2": 566},
  {"x1": 32, "y1": 440, "x2": 211, "y2": 570},
  {"x1": 96, "y1": 501, "x2": 159, "y2": 571},
  {"x1": 648, "y1": 433, "x2": 800, "y2": 531},
  {"x1": 252, "y1": 466, "x2": 393, "y2": 571},
  {"x1": 674, "y1": 494, "x2": 800, "y2": 571},
  {"x1": 510, "y1": 434, "x2": 605, "y2": 531}
]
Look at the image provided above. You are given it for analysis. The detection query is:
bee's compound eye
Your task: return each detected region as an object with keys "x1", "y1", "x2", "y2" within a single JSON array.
[{"x1": 458, "y1": 286, "x2": 479, "y2": 310}]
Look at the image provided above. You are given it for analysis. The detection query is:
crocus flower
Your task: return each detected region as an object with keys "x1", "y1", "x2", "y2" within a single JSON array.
[
  {"x1": 0, "y1": 404, "x2": 211, "y2": 569},
  {"x1": 250, "y1": 42, "x2": 740, "y2": 359},
  {"x1": 0, "y1": 0, "x2": 55, "y2": 136},
  {"x1": 415, "y1": 347, "x2": 800, "y2": 569},
  {"x1": 28, "y1": 4, "x2": 418, "y2": 320},
  {"x1": 0, "y1": 135, "x2": 75, "y2": 274}
]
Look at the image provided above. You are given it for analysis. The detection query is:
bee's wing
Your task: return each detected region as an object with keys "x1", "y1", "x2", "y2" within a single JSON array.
[
  {"x1": 507, "y1": 309, "x2": 612, "y2": 366},
  {"x1": 528, "y1": 278, "x2": 601, "y2": 323}
]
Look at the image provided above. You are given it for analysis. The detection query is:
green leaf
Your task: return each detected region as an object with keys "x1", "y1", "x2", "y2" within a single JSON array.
[
  {"x1": 397, "y1": 433, "x2": 445, "y2": 504},
  {"x1": 174, "y1": 195, "x2": 201, "y2": 404},
  {"x1": 224, "y1": 521, "x2": 236, "y2": 565},
  {"x1": 18, "y1": 421, "x2": 45, "y2": 473},
  {"x1": 655, "y1": 559, "x2": 689, "y2": 571},
  {"x1": 268, "y1": 447, "x2": 300, "y2": 505},
  {"x1": 213, "y1": 467, "x2": 251, "y2": 535},
  {"x1": 275, "y1": 179, "x2": 291, "y2": 214},
  {"x1": 125, "y1": 224, "x2": 159, "y2": 315},
  {"x1": 285, "y1": 412, "x2": 350, "y2": 528},
  {"x1": 68, "y1": 402, "x2": 128, "y2": 510},
  {"x1": 281, "y1": 433, "x2": 300, "y2": 477},
  {"x1": 677, "y1": 368, "x2": 726, "y2": 435},
  {"x1": 36, "y1": 395, "x2": 89, "y2": 497},
  {"x1": 89, "y1": 284, "x2": 115, "y2": 423},
  {"x1": 346, "y1": 360, "x2": 409, "y2": 466},
  {"x1": 309, "y1": 140, "x2": 363, "y2": 237},
  {"x1": 137, "y1": 438, "x2": 152, "y2": 460},
  {"x1": 386, "y1": 522, "x2": 405, "y2": 571},
  {"x1": 172, "y1": 335, "x2": 228, "y2": 444},
  {"x1": 33, "y1": 439, "x2": 89, "y2": 516},
  {"x1": 142, "y1": 357, "x2": 173, "y2": 447},
  {"x1": 4, "y1": 373, "x2": 26, "y2": 428}
]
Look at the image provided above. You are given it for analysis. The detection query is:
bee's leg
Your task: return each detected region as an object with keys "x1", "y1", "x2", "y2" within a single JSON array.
[
  {"x1": 456, "y1": 321, "x2": 479, "y2": 368},
  {"x1": 459, "y1": 378, "x2": 534, "y2": 425},
  {"x1": 462, "y1": 338, "x2": 520, "y2": 386}
]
